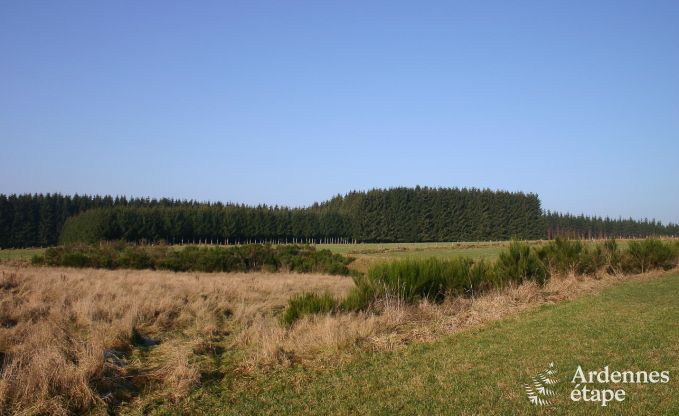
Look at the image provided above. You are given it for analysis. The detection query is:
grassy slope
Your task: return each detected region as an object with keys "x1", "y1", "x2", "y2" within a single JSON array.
[{"x1": 154, "y1": 272, "x2": 679, "y2": 415}]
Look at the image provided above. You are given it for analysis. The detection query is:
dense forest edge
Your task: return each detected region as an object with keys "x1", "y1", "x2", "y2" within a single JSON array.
[{"x1": 1, "y1": 187, "x2": 677, "y2": 248}]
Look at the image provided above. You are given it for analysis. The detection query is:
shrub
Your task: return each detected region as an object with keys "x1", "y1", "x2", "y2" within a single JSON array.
[
  {"x1": 282, "y1": 292, "x2": 339, "y2": 326},
  {"x1": 117, "y1": 246, "x2": 155, "y2": 270},
  {"x1": 341, "y1": 278, "x2": 376, "y2": 312},
  {"x1": 582, "y1": 239, "x2": 622, "y2": 275},
  {"x1": 340, "y1": 257, "x2": 496, "y2": 312},
  {"x1": 42, "y1": 246, "x2": 66, "y2": 266},
  {"x1": 623, "y1": 239, "x2": 678, "y2": 273},
  {"x1": 537, "y1": 238, "x2": 623, "y2": 276},
  {"x1": 537, "y1": 238, "x2": 586, "y2": 275},
  {"x1": 31, "y1": 243, "x2": 354, "y2": 275},
  {"x1": 340, "y1": 270, "x2": 390, "y2": 312},
  {"x1": 286, "y1": 238, "x2": 677, "y2": 322},
  {"x1": 61, "y1": 252, "x2": 93, "y2": 268},
  {"x1": 467, "y1": 259, "x2": 497, "y2": 294},
  {"x1": 495, "y1": 241, "x2": 547, "y2": 286},
  {"x1": 364, "y1": 257, "x2": 474, "y2": 304}
]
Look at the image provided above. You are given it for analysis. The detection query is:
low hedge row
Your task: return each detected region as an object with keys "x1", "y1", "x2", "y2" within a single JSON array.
[
  {"x1": 32, "y1": 243, "x2": 355, "y2": 275},
  {"x1": 284, "y1": 238, "x2": 679, "y2": 324}
]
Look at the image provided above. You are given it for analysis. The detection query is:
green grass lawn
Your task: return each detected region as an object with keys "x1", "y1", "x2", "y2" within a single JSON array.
[
  {"x1": 0, "y1": 247, "x2": 45, "y2": 261},
  {"x1": 148, "y1": 272, "x2": 679, "y2": 415}
]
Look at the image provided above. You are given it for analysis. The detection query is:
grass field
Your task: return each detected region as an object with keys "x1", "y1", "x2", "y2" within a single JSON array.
[
  {"x1": 2, "y1": 259, "x2": 678, "y2": 414},
  {"x1": 150, "y1": 271, "x2": 679, "y2": 415},
  {"x1": 0, "y1": 243, "x2": 505, "y2": 274},
  {"x1": 0, "y1": 247, "x2": 45, "y2": 261},
  {"x1": 317, "y1": 241, "x2": 526, "y2": 273},
  {"x1": 316, "y1": 240, "x2": 643, "y2": 273},
  {"x1": 0, "y1": 242, "x2": 507, "y2": 265},
  {"x1": 0, "y1": 239, "x2": 655, "y2": 270}
]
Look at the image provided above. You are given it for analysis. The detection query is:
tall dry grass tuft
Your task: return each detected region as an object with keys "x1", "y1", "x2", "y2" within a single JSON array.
[{"x1": 238, "y1": 268, "x2": 676, "y2": 371}]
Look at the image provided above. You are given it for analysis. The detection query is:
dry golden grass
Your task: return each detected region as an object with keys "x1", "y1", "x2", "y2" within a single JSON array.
[
  {"x1": 0, "y1": 266, "x2": 352, "y2": 415},
  {"x1": 234, "y1": 269, "x2": 674, "y2": 370},
  {"x1": 0, "y1": 264, "x2": 672, "y2": 414}
]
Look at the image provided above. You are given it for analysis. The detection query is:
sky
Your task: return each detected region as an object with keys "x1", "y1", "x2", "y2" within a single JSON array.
[{"x1": 1, "y1": 1, "x2": 678, "y2": 223}]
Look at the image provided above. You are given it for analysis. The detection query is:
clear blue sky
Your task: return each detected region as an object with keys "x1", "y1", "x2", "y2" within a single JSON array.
[{"x1": 1, "y1": 1, "x2": 677, "y2": 222}]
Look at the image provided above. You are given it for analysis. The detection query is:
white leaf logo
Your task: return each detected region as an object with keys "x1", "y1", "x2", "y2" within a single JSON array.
[{"x1": 524, "y1": 362, "x2": 560, "y2": 406}]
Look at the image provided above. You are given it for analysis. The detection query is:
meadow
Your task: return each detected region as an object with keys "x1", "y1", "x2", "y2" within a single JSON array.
[
  {"x1": 0, "y1": 247, "x2": 45, "y2": 261},
  {"x1": 0, "y1": 238, "x2": 641, "y2": 269},
  {"x1": 0, "y1": 241, "x2": 503, "y2": 263},
  {"x1": 320, "y1": 239, "x2": 640, "y2": 273},
  {"x1": 171, "y1": 270, "x2": 679, "y2": 415},
  {"x1": 1, "y1": 238, "x2": 677, "y2": 415}
]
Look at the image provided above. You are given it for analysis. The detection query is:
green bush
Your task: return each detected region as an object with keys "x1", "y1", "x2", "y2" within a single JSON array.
[
  {"x1": 537, "y1": 238, "x2": 586, "y2": 275},
  {"x1": 467, "y1": 259, "x2": 498, "y2": 293},
  {"x1": 117, "y1": 246, "x2": 155, "y2": 269},
  {"x1": 61, "y1": 252, "x2": 93, "y2": 268},
  {"x1": 31, "y1": 243, "x2": 354, "y2": 275},
  {"x1": 364, "y1": 257, "x2": 475, "y2": 304},
  {"x1": 623, "y1": 239, "x2": 678, "y2": 273},
  {"x1": 41, "y1": 246, "x2": 66, "y2": 266},
  {"x1": 536, "y1": 238, "x2": 623, "y2": 276},
  {"x1": 282, "y1": 292, "x2": 339, "y2": 326},
  {"x1": 340, "y1": 257, "x2": 496, "y2": 312},
  {"x1": 582, "y1": 239, "x2": 622, "y2": 275},
  {"x1": 285, "y1": 238, "x2": 677, "y2": 322},
  {"x1": 495, "y1": 241, "x2": 547, "y2": 286},
  {"x1": 341, "y1": 277, "x2": 376, "y2": 312}
]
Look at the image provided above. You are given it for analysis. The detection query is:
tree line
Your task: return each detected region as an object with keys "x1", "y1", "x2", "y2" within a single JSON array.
[
  {"x1": 59, "y1": 187, "x2": 544, "y2": 244},
  {"x1": 543, "y1": 211, "x2": 679, "y2": 239},
  {"x1": 0, "y1": 189, "x2": 677, "y2": 248},
  {"x1": 58, "y1": 205, "x2": 352, "y2": 245},
  {"x1": 316, "y1": 187, "x2": 544, "y2": 242},
  {"x1": 0, "y1": 194, "x2": 210, "y2": 248}
]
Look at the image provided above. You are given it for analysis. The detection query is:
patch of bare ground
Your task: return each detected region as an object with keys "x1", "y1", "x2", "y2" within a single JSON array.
[{"x1": 0, "y1": 264, "x2": 673, "y2": 414}]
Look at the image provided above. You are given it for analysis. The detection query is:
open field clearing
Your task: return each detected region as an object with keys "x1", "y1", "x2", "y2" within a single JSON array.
[
  {"x1": 153, "y1": 270, "x2": 679, "y2": 415},
  {"x1": 317, "y1": 239, "x2": 655, "y2": 274},
  {"x1": 316, "y1": 241, "x2": 508, "y2": 274},
  {"x1": 0, "y1": 243, "x2": 512, "y2": 275},
  {"x1": 1, "y1": 260, "x2": 677, "y2": 414},
  {"x1": 1, "y1": 238, "x2": 663, "y2": 273},
  {"x1": 3, "y1": 1, "x2": 679, "y2": 414},
  {"x1": 1, "y1": 242, "x2": 505, "y2": 266}
]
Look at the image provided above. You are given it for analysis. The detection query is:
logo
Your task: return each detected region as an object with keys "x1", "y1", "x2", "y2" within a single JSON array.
[
  {"x1": 524, "y1": 362, "x2": 671, "y2": 408},
  {"x1": 524, "y1": 362, "x2": 560, "y2": 406}
]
